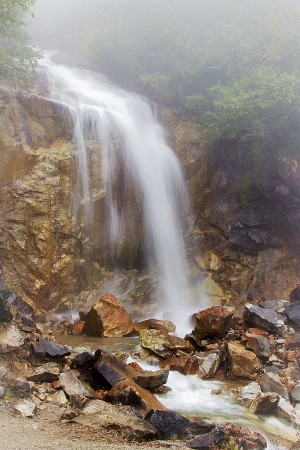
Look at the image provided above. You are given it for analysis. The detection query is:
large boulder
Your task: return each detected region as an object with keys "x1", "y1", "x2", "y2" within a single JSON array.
[
  {"x1": 192, "y1": 306, "x2": 233, "y2": 342},
  {"x1": 84, "y1": 294, "x2": 134, "y2": 337},
  {"x1": 139, "y1": 329, "x2": 192, "y2": 358},
  {"x1": 244, "y1": 304, "x2": 286, "y2": 334},
  {"x1": 259, "y1": 371, "x2": 289, "y2": 400},
  {"x1": 227, "y1": 342, "x2": 260, "y2": 378}
]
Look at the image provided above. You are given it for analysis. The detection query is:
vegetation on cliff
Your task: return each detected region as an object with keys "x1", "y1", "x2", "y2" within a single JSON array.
[{"x1": 0, "y1": 0, "x2": 40, "y2": 82}]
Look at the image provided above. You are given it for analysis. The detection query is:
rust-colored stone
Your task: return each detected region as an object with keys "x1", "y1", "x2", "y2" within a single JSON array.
[
  {"x1": 193, "y1": 306, "x2": 233, "y2": 341},
  {"x1": 71, "y1": 320, "x2": 85, "y2": 336},
  {"x1": 159, "y1": 355, "x2": 200, "y2": 375}
]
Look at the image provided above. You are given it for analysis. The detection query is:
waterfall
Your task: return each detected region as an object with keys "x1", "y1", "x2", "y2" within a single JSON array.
[{"x1": 40, "y1": 53, "x2": 194, "y2": 329}]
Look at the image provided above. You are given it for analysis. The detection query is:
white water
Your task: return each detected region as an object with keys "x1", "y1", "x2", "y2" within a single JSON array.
[{"x1": 40, "y1": 53, "x2": 195, "y2": 328}]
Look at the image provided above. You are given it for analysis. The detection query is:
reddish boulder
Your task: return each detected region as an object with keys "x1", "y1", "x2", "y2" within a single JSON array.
[
  {"x1": 159, "y1": 355, "x2": 200, "y2": 375},
  {"x1": 70, "y1": 320, "x2": 85, "y2": 336},
  {"x1": 192, "y1": 306, "x2": 233, "y2": 342},
  {"x1": 84, "y1": 294, "x2": 134, "y2": 337}
]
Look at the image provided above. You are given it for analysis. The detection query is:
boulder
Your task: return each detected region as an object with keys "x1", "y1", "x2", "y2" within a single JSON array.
[
  {"x1": 0, "y1": 325, "x2": 24, "y2": 353},
  {"x1": 59, "y1": 371, "x2": 95, "y2": 399},
  {"x1": 14, "y1": 400, "x2": 37, "y2": 418},
  {"x1": 224, "y1": 423, "x2": 267, "y2": 449},
  {"x1": 159, "y1": 355, "x2": 200, "y2": 375},
  {"x1": 34, "y1": 337, "x2": 71, "y2": 358},
  {"x1": 245, "y1": 332, "x2": 271, "y2": 359},
  {"x1": 285, "y1": 303, "x2": 300, "y2": 326},
  {"x1": 290, "y1": 286, "x2": 300, "y2": 304},
  {"x1": 278, "y1": 398, "x2": 300, "y2": 428},
  {"x1": 259, "y1": 371, "x2": 289, "y2": 400},
  {"x1": 196, "y1": 349, "x2": 224, "y2": 379},
  {"x1": 108, "y1": 379, "x2": 166, "y2": 413},
  {"x1": 73, "y1": 400, "x2": 157, "y2": 441},
  {"x1": 192, "y1": 306, "x2": 233, "y2": 341},
  {"x1": 27, "y1": 362, "x2": 60, "y2": 382},
  {"x1": 145, "y1": 409, "x2": 213, "y2": 440},
  {"x1": 70, "y1": 320, "x2": 85, "y2": 336},
  {"x1": 139, "y1": 329, "x2": 192, "y2": 358},
  {"x1": 71, "y1": 351, "x2": 95, "y2": 371},
  {"x1": 244, "y1": 305, "x2": 286, "y2": 333},
  {"x1": 186, "y1": 426, "x2": 226, "y2": 449},
  {"x1": 260, "y1": 300, "x2": 289, "y2": 313},
  {"x1": 291, "y1": 383, "x2": 300, "y2": 403},
  {"x1": 134, "y1": 319, "x2": 176, "y2": 333},
  {"x1": 84, "y1": 294, "x2": 134, "y2": 337},
  {"x1": 249, "y1": 393, "x2": 280, "y2": 414},
  {"x1": 237, "y1": 382, "x2": 262, "y2": 406},
  {"x1": 227, "y1": 342, "x2": 260, "y2": 378}
]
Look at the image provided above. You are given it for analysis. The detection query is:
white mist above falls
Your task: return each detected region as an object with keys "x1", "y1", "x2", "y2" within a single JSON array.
[{"x1": 40, "y1": 53, "x2": 200, "y2": 329}]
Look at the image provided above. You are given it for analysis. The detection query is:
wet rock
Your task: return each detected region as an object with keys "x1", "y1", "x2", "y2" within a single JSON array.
[
  {"x1": 145, "y1": 409, "x2": 213, "y2": 440},
  {"x1": 46, "y1": 390, "x2": 68, "y2": 406},
  {"x1": 150, "y1": 385, "x2": 172, "y2": 395},
  {"x1": 244, "y1": 304, "x2": 286, "y2": 333},
  {"x1": 278, "y1": 398, "x2": 300, "y2": 428},
  {"x1": 249, "y1": 392, "x2": 279, "y2": 414},
  {"x1": 192, "y1": 306, "x2": 233, "y2": 341},
  {"x1": 224, "y1": 423, "x2": 267, "y2": 449},
  {"x1": 134, "y1": 319, "x2": 176, "y2": 334},
  {"x1": 237, "y1": 382, "x2": 262, "y2": 406},
  {"x1": 0, "y1": 324, "x2": 24, "y2": 353},
  {"x1": 108, "y1": 379, "x2": 166, "y2": 413},
  {"x1": 71, "y1": 351, "x2": 95, "y2": 371},
  {"x1": 260, "y1": 300, "x2": 289, "y2": 313},
  {"x1": 139, "y1": 329, "x2": 192, "y2": 358},
  {"x1": 285, "y1": 303, "x2": 300, "y2": 326},
  {"x1": 259, "y1": 371, "x2": 289, "y2": 400},
  {"x1": 186, "y1": 426, "x2": 226, "y2": 449},
  {"x1": 10, "y1": 378, "x2": 32, "y2": 398},
  {"x1": 73, "y1": 400, "x2": 157, "y2": 441},
  {"x1": 196, "y1": 349, "x2": 224, "y2": 379},
  {"x1": 227, "y1": 342, "x2": 260, "y2": 378},
  {"x1": 27, "y1": 362, "x2": 60, "y2": 383},
  {"x1": 159, "y1": 355, "x2": 200, "y2": 375},
  {"x1": 245, "y1": 332, "x2": 271, "y2": 359},
  {"x1": 36, "y1": 337, "x2": 71, "y2": 358},
  {"x1": 291, "y1": 383, "x2": 300, "y2": 403},
  {"x1": 59, "y1": 371, "x2": 95, "y2": 399},
  {"x1": 84, "y1": 294, "x2": 134, "y2": 337},
  {"x1": 290, "y1": 286, "x2": 300, "y2": 304},
  {"x1": 70, "y1": 320, "x2": 85, "y2": 336},
  {"x1": 15, "y1": 400, "x2": 37, "y2": 418}
]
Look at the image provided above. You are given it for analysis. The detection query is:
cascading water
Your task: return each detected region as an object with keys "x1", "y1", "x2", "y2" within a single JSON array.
[{"x1": 40, "y1": 53, "x2": 196, "y2": 329}]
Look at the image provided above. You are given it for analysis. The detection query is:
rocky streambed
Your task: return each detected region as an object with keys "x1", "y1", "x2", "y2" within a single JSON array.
[{"x1": 0, "y1": 278, "x2": 300, "y2": 449}]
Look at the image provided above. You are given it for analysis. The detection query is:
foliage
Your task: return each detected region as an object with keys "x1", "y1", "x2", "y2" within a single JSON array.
[{"x1": 0, "y1": 0, "x2": 40, "y2": 82}]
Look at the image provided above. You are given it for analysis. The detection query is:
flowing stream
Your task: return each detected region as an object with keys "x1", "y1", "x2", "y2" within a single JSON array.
[{"x1": 40, "y1": 53, "x2": 196, "y2": 331}]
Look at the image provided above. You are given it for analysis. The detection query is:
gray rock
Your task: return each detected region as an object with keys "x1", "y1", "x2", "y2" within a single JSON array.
[
  {"x1": 245, "y1": 305, "x2": 286, "y2": 334},
  {"x1": 10, "y1": 378, "x2": 32, "y2": 398},
  {"x1": 59, "y1": 370, "x2": 94, "y2": 398},
  {"x1": 0, "y1": 386, "x2": 6, "y2": 398},
  {"x1": 0, "y1": 366, "x2": 7, "y2": 381},
  {"x1": 27, "y1": 362, "x2": 60, "y2": 382},
  {"x1": 0, "y1": 325, "x2": 24, "y2": 353},
  {"x1": 260, "y1": 300, "x2": 289, "y2": 313},
  {"x1": 245, "y1": 332, "x2": 271, "y2": 358},
  {"x1": 259, "y1": 371, "x2": 288, "y2": 400},
  {"x1": 278, "y1": 398, "x2": 300, "y2": 428},
  {"x1": 237, "y1": 382, "x2": 262, "y2": 406},
  {"x1": 285, "y1": 304, "x2": 300, "y2": 326},
  {"x1": 196, "y1": 349, "x2": 224, "y2": 378},
  {"x1": 291, "y1": 383, "x2": 300, "y2": 403},
  {"x1": 249, "y1": 393, "x2": 280, "y2": 414},
  {"x1": 46, "y1": 390, "x2": 68, "y2": 406},
  {"x1": 15, "y1": 400, "x2": 37, "y2": 418}
]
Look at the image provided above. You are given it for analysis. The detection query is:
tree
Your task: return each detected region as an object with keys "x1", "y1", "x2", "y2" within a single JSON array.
[{"x1": 0, "y1": 0, "x2": 40, "y2": 82}]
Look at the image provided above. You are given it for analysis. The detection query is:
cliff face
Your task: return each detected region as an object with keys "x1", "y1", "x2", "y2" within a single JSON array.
[{"x1": 0, "y1": 82, "x2": 299, "y2": 311}]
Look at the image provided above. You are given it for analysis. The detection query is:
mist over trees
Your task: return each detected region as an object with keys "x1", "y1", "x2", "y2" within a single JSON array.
[{"x1": 20, "y1": 0, "x2": 300, "y2": 153}]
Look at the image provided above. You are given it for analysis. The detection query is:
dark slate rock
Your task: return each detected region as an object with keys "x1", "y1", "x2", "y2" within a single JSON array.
[
  {"x1": 71, "y1": 352, "x2": 95, "y2": 371},
  {"x1": 37, "y1": 337, "x2": 71, "y2": 358},
  {"x1": 10, "y1": 379, "x2": 32, "y2": 398},
  {"x1": 0, "y1": 280, "x2": 14, "y2": 322},
  {"x1": 228, "y1": 225, "x2": 277, "y2": 251},
  {"x1": 260, "y1": 300, "x2": 289, "y2": 313},
  {"x1": 245, "y1": 305, "x2": 286, "y2": 333},
  {"x1": 290, "y1": 286, "x2": 300, "y2": 304},
  {"x1": 32, "y1": 341, "x2": 47, "y2": 356},
  {"x1": 17, "y1": 311, "x2": 34, "y2": 328},
  {"x1": 186, "y1": 427, "x2": 226, "y2": 449},
  {"x1": 94, "y1": 361, "x2": 124, "y2": 386},
  {"x1": 145, "y1": 409, "x2": 213, "y2": 440},
  {"x1": 285, "y1": 303, "x2": 300, "y2": 326}
]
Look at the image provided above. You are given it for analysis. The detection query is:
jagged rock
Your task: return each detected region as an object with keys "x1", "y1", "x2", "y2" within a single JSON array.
[
  {"x1": 285, "y1": 303, "x2": 300, "y2": 326},
  {"x1": 249, "y1": 393, "x2": 280, "y2": 414},
  {"x1": 196, "y1": 349, "x2": 224, "y2": 379},
  {"x1": 145, "y1": 409, "x2": 213, "y2": 440},
  {"x1": 278, "y1": 398, "x2": 300, "y2": 428},
  {"x1": 34, "y1": 337, "x2": 71, "y2": 358},
  {"x1": 192, "y1": 306, "x2": 233, "y2": 341},
  {"x1": 73, "y1": 400, "x2": 157, "y2": 441},
  {"x1": 108, "y1": 379, "x2": 166, "y2": 413},
  {"x1": 291, "y1": 383, "x2": 300, "y2": 403},
  {"x1": 227, "y1": 342, "x2": 260, "y2": 378},
  {"x1": 59, "y1": 371, "x2": 95, "y2": 398},
  {"x1": 10, "y1": 378, "x2": 32, "y2": 398},
  {"x1": 260, "y1": 300, "x2": 289, "y2": 313},
  {"x1": 71, "y1": 351, "x2": 95, "y2": 371},
  {"x1": 186, "y1": 426, "x2": 226, "y2": 449},
  {"x1": 46, "y1": 390, "x2": 68, "y2": 406},
  {"x1": 290, "y1": 286, "x2": 300, "y2": 304},
  {"x1": 284, "y1": 334, "x2": 300, "y2": 350},
  {"x1": 70, "y1": 320, "x2": 85, "y2": 335},
  {"x1": 159, "y1": 355, "x2": 200, "y2": 375},
  {"x1": 15, "y1": 400, "x2": 37, "y2": 418},
  {"x1": 259, "y1": 371, "x2": 289, "y2": 400},
  {"x1": 84, "y1": 294, "x2": 134, "y2": 337},
  {"x1": 0, "y1": 324, "x2": 24, "y2": 353},
  {"x1": 224, "y1": 423, "x2": 267, "y2": 449},
  {"x1": 245, "y1": 332, "x2": 271, "y2": 358},
  {"x1": 139, "y1": 329, "x2": 192, "y2": 358},
  {"x1": 244, "y1": 304, "x2": 286, "y2": 333},
  {"x1": 134, "y1": 319, "x2": 176, "y2": 334},
  {"x1": 27, "y1": 362, "x2": 60, "y2": 382},
  {"x1": 237, "y1": 382, "x2": 262, "y2": 406}
]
